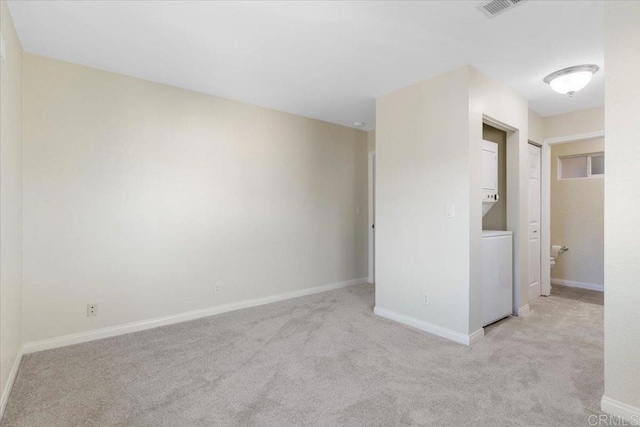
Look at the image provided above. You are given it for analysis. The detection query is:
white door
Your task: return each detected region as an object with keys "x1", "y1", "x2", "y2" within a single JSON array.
[
  {"x1": 368, "y1": 152, "x2": 375, "y2": 284},
  {"x1": 528, "y1": 144, "x2": 541, "y2": 299}
]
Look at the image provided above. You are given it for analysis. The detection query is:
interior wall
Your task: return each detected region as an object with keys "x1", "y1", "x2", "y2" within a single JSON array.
[
  {"x1": 603, "y1": 0, "x2": 640, "y2": 417},
  {"x1": 550, "y1": 139, "x2": 604, "y2": 287},
  {"x1": 544, "y1": 107, "x2": 604, "y2": 139},
  {"x1": 367, "y1": 130, "x2": 375, "y2": 152},
  {"x1": 0, "y1": 0, "x2": 23, "y2": 411},
  {"x1": 375, "y1": 67, "x2": 472, "y2": 337},
  {"x1": 543, "y1": 107, "x2": 604, "y2": 302},
  {"x1": 528, "y1": 109, "x2": 544, "y2": 145},
  {"x1": 22, "y1": 54, "x2": 369, "y2": 345},
  {"x1": 375, "y1": 66, "x2": 528, "y2": 340},
  {"x1": 482, "y1": 124, "x2": 507, "y2": 231}
]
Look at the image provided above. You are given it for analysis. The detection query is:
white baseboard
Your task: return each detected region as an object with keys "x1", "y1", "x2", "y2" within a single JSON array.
[
  {"x1": 601, "y1": 395, "x2": 640, "y2": 424},
  {"x1": 468, "y1": 328, "x2": 485, "y2": 345},
  {"x1": 551, "y1": 278, "x2": 604, "y2": 292},
  {"x1": 0, "y1": 349, "x2": 23, "y2": 420},
  {"x1": 23, "y1": 277, "x2": 368, "y2": 354},
  {"x1": 373, "y1": 306, "x2": 484, "y2": 346},
  {"x1": 517, "y1": 304, "x2": 531, "y2": 317}
]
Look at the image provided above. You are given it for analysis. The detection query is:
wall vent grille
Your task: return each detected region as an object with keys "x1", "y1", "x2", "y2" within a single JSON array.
[{"x1": 477, "y1": 0, "x2": 527, "y2": 18}]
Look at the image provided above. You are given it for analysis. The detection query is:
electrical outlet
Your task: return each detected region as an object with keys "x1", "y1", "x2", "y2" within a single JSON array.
[
  {"x1": 214, "y1": 284, "x2": 221, "y2": 294},
  {"x1": 87, "y1": 303, "x2": 98, "y2": 317},
  {"x1": 422, "y1": 294, "x2": 430, "y2": 306},
  {"x1": 356, "y1": 206, "x2": 361, "y2": 215}
]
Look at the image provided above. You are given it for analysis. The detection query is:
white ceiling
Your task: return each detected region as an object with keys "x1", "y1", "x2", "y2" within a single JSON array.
[{"x1": 8, "y1": 0, "x2": 604, "y2": 130}]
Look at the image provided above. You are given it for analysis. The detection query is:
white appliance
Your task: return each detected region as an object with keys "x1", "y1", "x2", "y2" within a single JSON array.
[
  {"x1": 482, "y1": 140, "x2": 499, "y2": 217},
  {"x1": 482, "y1": 230, "x2": 513, "y2": 326}
]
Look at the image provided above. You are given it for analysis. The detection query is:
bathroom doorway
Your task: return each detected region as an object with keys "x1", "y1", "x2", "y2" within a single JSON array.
[{"x1": 542, "y1": 132, "x2": 605, "y2": 305}]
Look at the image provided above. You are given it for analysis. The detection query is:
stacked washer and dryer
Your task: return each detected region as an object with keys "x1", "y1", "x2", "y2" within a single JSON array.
[{"x1": 481, "y1": 140, "x2": 513, "y2": 326}]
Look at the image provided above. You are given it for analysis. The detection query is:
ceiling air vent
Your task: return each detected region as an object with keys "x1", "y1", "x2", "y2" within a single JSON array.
[{"x1": 477, "y1": 0, "x2": 527, "y2": 18}]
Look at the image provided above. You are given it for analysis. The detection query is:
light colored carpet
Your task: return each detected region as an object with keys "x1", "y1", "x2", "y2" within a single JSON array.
[{"x1": 3, "y1": 283, "x2": 603, "y2": 426}]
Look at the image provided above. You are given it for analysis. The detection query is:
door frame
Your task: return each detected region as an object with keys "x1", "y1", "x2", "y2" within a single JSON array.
[
  {"x1": 528, "y1": 141, "x2": 543, "y2": 299},
  {"x1": 482, "y1": 115, "x2": 524, "y2": 315},
  {"x1": 368, "y1": 151, "x2": 376, "y2": 284},
  {"x1": 540, "y1": 130, "x2": 605, "y2": 296}
]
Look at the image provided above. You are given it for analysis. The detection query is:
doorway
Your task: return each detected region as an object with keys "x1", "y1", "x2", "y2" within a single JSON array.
[
  {"x1": 544, "y1": 136, "x2": 605, "y2": 303},
  {"x1": 541, "y1": 130, "x2": 605, "y2": 297}
]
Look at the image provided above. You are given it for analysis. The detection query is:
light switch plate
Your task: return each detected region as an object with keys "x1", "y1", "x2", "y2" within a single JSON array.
[
  {"x1": 0, "y1": 33, "x2": 6, "y2": 62},
  {"x1": 445, "y1": 204, "x2": 455, "y2": 219}
]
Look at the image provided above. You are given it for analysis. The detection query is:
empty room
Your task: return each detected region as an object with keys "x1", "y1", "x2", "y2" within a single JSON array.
[{"x1": 1, "y1": 1, "x2": 639, "y2": 426}]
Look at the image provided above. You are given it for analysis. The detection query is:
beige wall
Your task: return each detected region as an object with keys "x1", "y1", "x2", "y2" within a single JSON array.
[
  {"x1": 544, "y1": 107, "x2": 605, "y2": 291},
  {"x1": 469, "y1": 67, "x2": 529, "y2": 326},
  {"x1": 482, "y1": 124, "x2": 507, "y2": 231},
  {"x1": 603, "y1": 0, "x2": 640, "y2": 418},
  {"x1": 376, "y1": 67, "x2": 472, "y2": 337},
  {"x1": 367, "y1": 130, "x2": 375, "y2": 152},
  {"x1": 0, "y1": 0, "x2": 23, "y2": 412},
  {"x1": 551, "y1": 140, "x2": 604, "y2": 286},
  {"x1": 544, "y1": 106, "x2": 604, "y2": 139},
  {"x1": 528, "y1": 109, "x2": 544, "y2": 145},
  {"x1": 22, "y1": 54, "x2": 369, "y2": 345},
  {"x1": 375, "y1": 65, "x2": 529, "y2": 340}
]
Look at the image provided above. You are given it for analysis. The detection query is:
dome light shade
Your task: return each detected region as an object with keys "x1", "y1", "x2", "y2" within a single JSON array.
[
  {"x1": 549, "y1": 71, "x2": 593, "y2": 95},
  {"x1": 544, "y1": 65, "x2": 599, "y2": 96}
]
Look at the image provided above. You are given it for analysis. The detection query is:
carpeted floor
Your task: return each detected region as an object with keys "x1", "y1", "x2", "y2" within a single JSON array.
[{"x1": 3, "y1": 283, "x2": 604, "y2": 426}]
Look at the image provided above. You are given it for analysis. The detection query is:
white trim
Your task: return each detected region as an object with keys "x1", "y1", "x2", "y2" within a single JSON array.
[
  {"x1": 0, "y1": 349, "x2": 23, "y2": 420},
  {"x1": 541, "y1": 142, "x2": 551, "y2": 296},
  {"x1": 551, "y1": 278, "x2": 604, "y2": 292},
  {"x1": 373, "y1": 306, "x2": 484, "y2": 346},
  {"x1": 517, "y1": 304, "x2": 531, "y2": 317},
  {"x1": 601, "y1": 395, "x2": 640, "y2": 424},
  {"x1": 23, "y1": 277, "x2": 368, "y2": 354},
  {"x1": 540, "y1": 129, "x2": 605, "y2": 297},
  {"x1": 545, "y1": 130, "x2": 605, "y2": 146},
  {"x1": 468, "y1": 328, "x2": 485, "y2": 345},
  {"x1": 482, "y1": 114, "x2": 517, "y2": 133},
  {"x1": 368, "y1": 151, "x2": 375, "y2": 284},
  {"x1": 528, "y1": 142, "x2": 543, "y2": 301}
]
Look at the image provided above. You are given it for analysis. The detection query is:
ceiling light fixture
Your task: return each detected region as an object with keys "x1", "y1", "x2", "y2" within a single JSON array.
[
  {"x1": 543, "y1": 64, "x2": 599, "y2": 97},
  {"x1": 354, "y1": 122, "x2": 366, "y2": 127}
]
